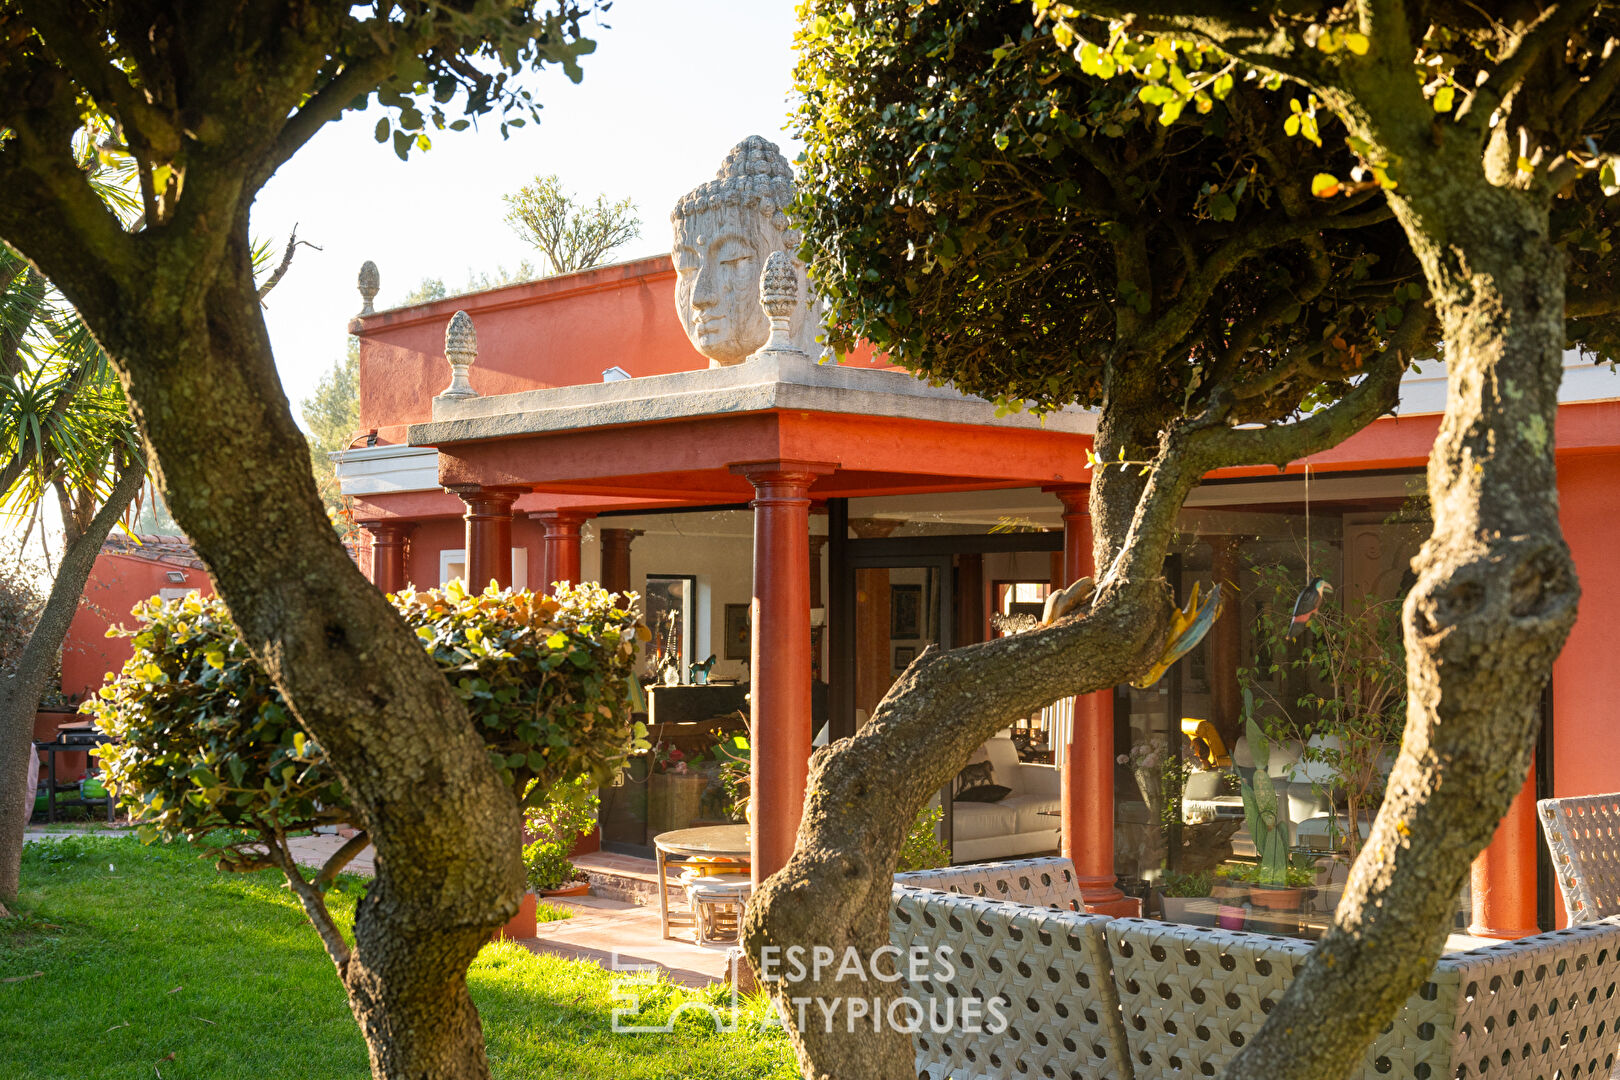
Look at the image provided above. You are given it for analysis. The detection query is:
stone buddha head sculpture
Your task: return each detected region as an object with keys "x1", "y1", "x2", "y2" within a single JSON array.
[{"x1": 672, "y1": 136, "x2": 821, "y2": 365}]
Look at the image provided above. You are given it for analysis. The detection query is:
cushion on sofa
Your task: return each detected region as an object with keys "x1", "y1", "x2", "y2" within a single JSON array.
[
  {"x1": 951, "y1": 801, "x2": 1018, "y2": 842},
  {"x1": 956, "y1": 783, "x2": 1012, "y2": 803},
  {"x1": 983, "y1": 736, "x2": 1025, "y2": 793},
  {"x1": 1002, "y1": 792, "x2": 1061, "y2": 833}
]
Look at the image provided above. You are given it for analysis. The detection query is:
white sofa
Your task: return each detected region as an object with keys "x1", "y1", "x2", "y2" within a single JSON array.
[{"x1": 947, "y1": 734, "x2": 1061, "y2": 863}]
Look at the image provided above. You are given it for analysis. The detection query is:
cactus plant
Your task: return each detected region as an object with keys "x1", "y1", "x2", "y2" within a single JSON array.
[{"x1": 1240, "y1": 713, "x2": 1292, "y2": 887}]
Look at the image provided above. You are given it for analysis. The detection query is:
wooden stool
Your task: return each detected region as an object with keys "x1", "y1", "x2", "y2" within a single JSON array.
[{"x1": 682, "y1": 873, "x2": 752, "y2": 944}]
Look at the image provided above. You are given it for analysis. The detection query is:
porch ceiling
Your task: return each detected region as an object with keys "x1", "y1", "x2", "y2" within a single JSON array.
[{"x1": 409, "y1": 353, "x2": 1099, "y2": 503}]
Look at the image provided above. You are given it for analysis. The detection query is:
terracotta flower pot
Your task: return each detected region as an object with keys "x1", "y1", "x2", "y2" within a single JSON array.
[
  {"x1": 1247, "y1": 884, "x2": 1306, "y2": 911},
  {"x1": 542, "y1": 881, "x2": 590, "y2": 898},
  {"x1": 495, "y1": 891, "x2": 538, "y2": 940}
]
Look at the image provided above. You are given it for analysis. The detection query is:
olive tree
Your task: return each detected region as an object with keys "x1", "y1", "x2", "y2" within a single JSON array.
[
  {"x1": 744, "y1": 3, "x2": 1437, "y2": 1075},
  {"x1": 1028, "y1": 3, "x2": 1620, "y2": 1075},
  {"x1": 0, "y1": 4, "x2": 601, "y2": 1077}
]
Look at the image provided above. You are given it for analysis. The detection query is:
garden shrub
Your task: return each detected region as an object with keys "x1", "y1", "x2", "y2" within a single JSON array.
[{"x1": 90, "y1": 581, "x2": 645, "y2": 868}]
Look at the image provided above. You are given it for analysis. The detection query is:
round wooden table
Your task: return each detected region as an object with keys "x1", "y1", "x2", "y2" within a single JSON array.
[{"x1": 652, "y1": 824, "x2": 750, "y2": 939}]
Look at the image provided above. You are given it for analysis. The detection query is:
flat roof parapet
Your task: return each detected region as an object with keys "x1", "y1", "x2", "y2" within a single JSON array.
[{"x1": 409, "y1": 352, "x2": 1099, "y2": 447}]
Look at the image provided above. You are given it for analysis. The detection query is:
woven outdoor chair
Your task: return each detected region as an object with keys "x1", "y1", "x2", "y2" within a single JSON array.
[
  {"x1": 890, "y1": 883, "x2": 1132, "y2": 1080},
  {"x1": 1105, "y1": 914, "x2": 1620, "y2": 1080},
  {"x1": 1538, "y1": 793, "x2": 1620, "y2": 925},
  {"x1": 895, "y1": 856, "x2": 1087, "y2": 912}
]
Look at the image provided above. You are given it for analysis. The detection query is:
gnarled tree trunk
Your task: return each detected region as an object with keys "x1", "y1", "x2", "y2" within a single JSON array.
[
  {"x1": 1226, "y1": 150, "x2": 1581, "y2": 1078},
  {"x1": 56, "y1": 222, "x2": 523, "y2": 1078},
  {"x1": 0, "y1": 458, "x2": 143, "y2": 898}
]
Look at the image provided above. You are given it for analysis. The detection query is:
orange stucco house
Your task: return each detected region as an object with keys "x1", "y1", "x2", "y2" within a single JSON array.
[{"x1": 334, "y1": 240, "x2": 1620, "y2": 938}]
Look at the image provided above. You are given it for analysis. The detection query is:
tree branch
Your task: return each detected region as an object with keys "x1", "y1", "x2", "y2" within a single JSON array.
[
  {"x1": 315, "y1": 830, "x2": 371, "y2": 892},
  {"x1": 1471, "y1": 1, "x2": 1601, "y2": 123},
  {"x1": 263, "y1": 829, "x2": 352, "y2": 971},
  {"x1": 256, "y1": 226, "x2": 322, "y2": 303},
  {"x1": 1138, "y1": 205, "x2": 1394, "y2": 359},
  {"x1": 253, "y1": 46, "x2": 403, "y2": 191}
]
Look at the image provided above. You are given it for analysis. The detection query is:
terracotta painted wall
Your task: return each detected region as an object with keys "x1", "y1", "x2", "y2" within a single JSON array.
[
  {"x1": 355, "y1": 254, "x2": 888, "y2": 443},
  {"x1": 1552, "y1": 451, "x2": 1620, "y2": 802},
  {"x1": 61, "y1": 552, "x2": 215, "y2": 705}
]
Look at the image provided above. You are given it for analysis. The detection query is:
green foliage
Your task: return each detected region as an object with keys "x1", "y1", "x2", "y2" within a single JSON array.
[
  {"x1": 896, "y1": 805, "x2": 952, "y2": 872},
  {"x1": 0, "y1": 246, "x2": 140, "y2": 518},
  {"x1": 503, "y1": 174, "x2": 641, "y2": 276},
  {"x1": 299, "y1": 338, "x2": 361, "y2": 535},
  {"x1": 792, "y1": 0, "x2": 1422, "y2": 417},
  {"x1": 398, "y1": 262, "x2": 539, "y2": 308},
  {"x1": 90, "y1": 582, "x2": 646, "y2": 866},
  {"x1": 522, "y1": 839, "x2": 577, "y2": 892},
  {"x1": 1241, "y1": 556, "x2": 1408, "y2": 862},
  {"x1": 3, "y1": 837, "x2": 794, "y2": 1080},
  {"x1": 1160, "y1": 869, "x2": 1212, "y2": 898},
  {"x1": 1238, "y1": 710, "x2": 1291, "y2": 887}
]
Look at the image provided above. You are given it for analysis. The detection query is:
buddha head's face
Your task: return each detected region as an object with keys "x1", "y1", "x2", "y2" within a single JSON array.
[
  {"x1": 673, "y1": 205, "x2": 778, "y2": 364},
  {"x1": 672, "y1": 136, "x2": 799, "y2": 366}
]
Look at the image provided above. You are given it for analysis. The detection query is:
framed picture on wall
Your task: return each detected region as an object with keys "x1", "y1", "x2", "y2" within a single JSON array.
[
  {"x1": 724, "y1": 603, "x2": 751, "y2": 661},
  {"x1": 890, "y1": 584, "x2": 922, "y2": 639},
  {"x1": 893, "y1": 645, "x2": 917, "y2": 672}
]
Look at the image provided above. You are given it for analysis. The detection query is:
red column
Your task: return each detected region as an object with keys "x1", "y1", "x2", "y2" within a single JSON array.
[
  {"x1": 452, "y1": 486, "x2": 524, "y2": 591},
  {"x1": 535, "y1": 510, "x2": 589, "y2": 594},
  {"x1": 599, "y1": 527, "x2": 640, "y2": 596},
  {"x1": 360, "y1": 520, "x2": 415, "y2": 595},
  {"x1": 1470, "y1": 763, "x2": 1540, "y2": 938},
  {"x1": 733, "y1": 461, "x2": 835, "y2": 885},
  {"x1": 1052, "y1": 485, "x2": 1136, "y2": 916}
]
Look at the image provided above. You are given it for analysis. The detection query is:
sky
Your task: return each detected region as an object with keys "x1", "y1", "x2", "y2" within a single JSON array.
[{"x1": 253, "y1": 0, "x2": 804, "y2": 414}]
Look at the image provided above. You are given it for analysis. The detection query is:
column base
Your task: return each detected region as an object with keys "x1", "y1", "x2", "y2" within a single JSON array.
[
  {"x1": 1083, "y1": 896, "x2": 1143, "y2": 917},
  {"x1": 1078, "y1": 879, "x2": 1141, "y2": 917},
  {"x1": 1466, "y1": 920, "x2": 1540, "y2": 941}
]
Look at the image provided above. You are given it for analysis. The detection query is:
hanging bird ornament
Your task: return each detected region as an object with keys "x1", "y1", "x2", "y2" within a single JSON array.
[
  {"x1": 1131, "y1": 581, "x2": 1224, "y2": 689},
  {"x1": 1286, "y1": 577, "x2": 1332, "y2": 640}
]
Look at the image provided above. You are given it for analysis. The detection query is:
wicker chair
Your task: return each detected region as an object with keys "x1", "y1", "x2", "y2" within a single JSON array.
[
  {"x1": 895, "y1": 856, "x2": 1087, "y2": 912},
  {"x1": 890, "y1": 883, "x2": 1131, "y2": 1080},
  {"x1": 1104, "y1": 915, "x2": 1620, "y2": 1080},
  {"x1": 1538, "y1": 793, "x2": 1620, "y2": 925}
]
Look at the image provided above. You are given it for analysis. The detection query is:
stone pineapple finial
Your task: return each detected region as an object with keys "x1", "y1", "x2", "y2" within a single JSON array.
[
  {"x1": 750, "y1": 251, "x2": 805, "y2": 361},
  {"x1": 357, "y1": 260, "x2": 380, "y2": 315},
  {"x1": 441, "y1": 310, "x2": 478, "y2": 399}
]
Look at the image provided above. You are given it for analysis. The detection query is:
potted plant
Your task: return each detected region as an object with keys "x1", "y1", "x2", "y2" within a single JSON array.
[
  {"x1": 1238, "y1": 714, "x2": 1306, "y2": 911},
  {"x1": 521, "y1": 778, "x2": 595, "y2": 897},
  {"x1": 523, "y1": 838, "x2": 589, "y2": 897},
  {"x1": 1240, "y1": 557, "x2": 1407, "y2": 865},
  {"x1": 1159, "y1": 870, "x2": 1216, "y2": 927}
]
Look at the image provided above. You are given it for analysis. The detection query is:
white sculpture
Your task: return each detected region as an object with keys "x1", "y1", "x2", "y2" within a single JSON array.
[
  {"x1": 357, "y1": 260, "x2": 380, "y2": 316},
  {"x1": 749, "y1": 251, "x2": 806, "y2": 361},
  {"x1": 671, "y1": 136, "x2": 822, "y2": 366},
  {"x1": 441, "y1": 310, "x2": 478, "y2": 399}
]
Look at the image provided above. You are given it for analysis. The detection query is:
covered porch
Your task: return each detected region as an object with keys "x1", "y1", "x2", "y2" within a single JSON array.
[{"x1": 398, "y1": 349, "x2": 1134, "y2": 908}]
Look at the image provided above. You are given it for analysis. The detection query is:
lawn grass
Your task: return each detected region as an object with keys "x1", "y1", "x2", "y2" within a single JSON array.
[{"x1": 1, "y1": 835, "x2": 795, "y2": 1080}]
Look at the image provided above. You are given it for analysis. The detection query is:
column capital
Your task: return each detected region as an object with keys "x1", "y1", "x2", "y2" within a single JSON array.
[
  {"x1": 531, "y1": 508, "x2": 593, "y2": 529},
  {"x1": 358, "y1": 519, "x2": 418, "y2": 539},
  {"x1": 446, "y1": 484, "x2": 528, "y2": 513},
  {"x1": 1043, "y1": 483, "x2": 1091, "y2": 515},
  {"x1": 729, "y1": 459, "x2": 837, "y2": 491}
]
